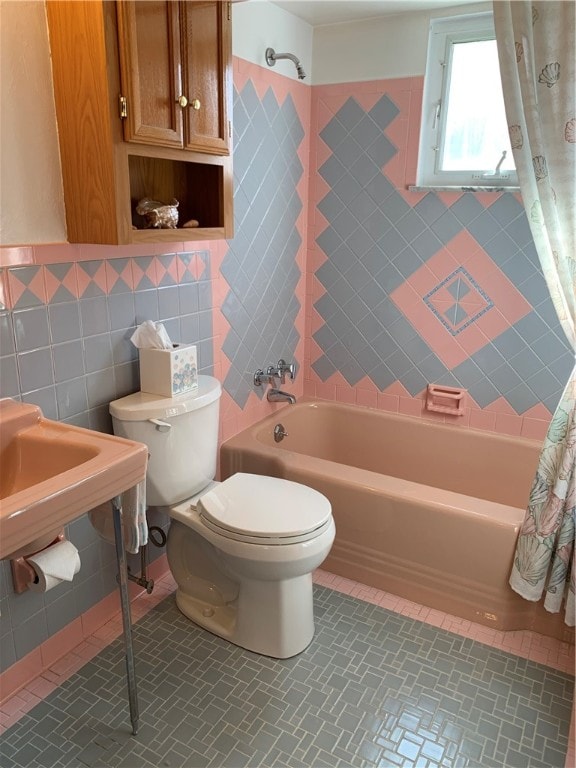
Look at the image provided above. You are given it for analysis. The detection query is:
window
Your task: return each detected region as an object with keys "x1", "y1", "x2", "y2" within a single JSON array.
[{"x1": 417, "y1": 13, "x2": 518, "y2": 189}]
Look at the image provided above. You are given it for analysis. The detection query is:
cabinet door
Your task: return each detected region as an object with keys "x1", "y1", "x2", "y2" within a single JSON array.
[
  {"x1": 116, "y1": 1, "x2": 184, "y2": 148},
  {"x1": 181, "y1": 1, "x2": 231, "y2": 155}
]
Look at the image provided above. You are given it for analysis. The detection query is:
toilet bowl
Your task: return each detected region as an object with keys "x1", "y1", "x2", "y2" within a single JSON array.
[
  {"x1": 168, "y1": 473, "x2": 335, "y2": 658},
  {"x1": 109, "y1": 376, "x2": 335, "y2": 658}
]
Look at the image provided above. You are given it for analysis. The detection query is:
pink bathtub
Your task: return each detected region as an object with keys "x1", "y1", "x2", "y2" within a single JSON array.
[{"x1": 221, "y1": 399, "x2": 573, "y2": 642}]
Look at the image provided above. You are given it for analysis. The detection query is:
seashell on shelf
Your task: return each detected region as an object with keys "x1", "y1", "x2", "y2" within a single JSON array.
[
  {"x1": 565, "y1": 118, "x2": 576, "y2": 143},
  {"x1": 136, "y1": 197, "x2": 179, "y2": 229},
  {"x1": 538, "y1": 62, "x2": 560, "y2": 88}
]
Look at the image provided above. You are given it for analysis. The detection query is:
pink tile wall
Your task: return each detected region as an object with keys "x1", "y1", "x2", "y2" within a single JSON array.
[
  {"x1": 0, "y1": 66, "x2": 561, "y2": 449},
  {"x1": 304, "y1": 76, "x2": 561, "y2": 442}
]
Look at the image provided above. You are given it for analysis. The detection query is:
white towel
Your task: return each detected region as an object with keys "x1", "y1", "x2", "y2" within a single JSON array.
[{"x1": 122, "y1": 480, "x2": 148, "y2": 554}]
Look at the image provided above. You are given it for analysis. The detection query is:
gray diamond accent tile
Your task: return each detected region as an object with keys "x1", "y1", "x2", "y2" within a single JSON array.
[
  {"x1": 369, "y1": 94, "x2": 401, "y2": 127},
  {"x1": 414, "y1": 193, "x2": 448, "y2": 225},
  {"x1": 336, "y1": 134, "x2": 365, "y2": 169},
  {"x1": 319, "y1": 116, "x2": 349, "y2": 151},
  {"x1": 335, "y1": 97, "x2": 366, "y2": 131},
  {"x1": 221, "y1": 87, "x2": 303, "y2": 407},
  {"x1": 365, "y1": 134, "x2": 397, "y2": 167}
]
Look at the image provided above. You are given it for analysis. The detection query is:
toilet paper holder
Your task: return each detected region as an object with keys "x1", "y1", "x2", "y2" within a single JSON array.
[{"x1": 11, "y1": 532, "x2": 65, "y2": 593}]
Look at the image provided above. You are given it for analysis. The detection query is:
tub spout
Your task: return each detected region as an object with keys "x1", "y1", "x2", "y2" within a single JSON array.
[{"x1": 267, "y1": 388, "x2": 296, "y2": 404}]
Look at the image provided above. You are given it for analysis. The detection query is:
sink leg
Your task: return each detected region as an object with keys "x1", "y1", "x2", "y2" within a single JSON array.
[{"x1": 112, "y1": 496, "x2": 140, "y2": 736}]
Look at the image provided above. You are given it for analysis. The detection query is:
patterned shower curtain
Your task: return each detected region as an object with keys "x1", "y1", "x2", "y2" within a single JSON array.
[{"x1": 494, "y1": 1, "x2": 575, "y2": 626}]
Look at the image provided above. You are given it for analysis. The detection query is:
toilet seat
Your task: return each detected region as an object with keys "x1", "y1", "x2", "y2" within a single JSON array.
[{"x1": 196, "y1": 473, "x2": 332, "y2": 545}]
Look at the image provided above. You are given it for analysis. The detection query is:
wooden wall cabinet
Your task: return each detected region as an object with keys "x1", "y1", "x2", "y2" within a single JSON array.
[
  {"x1": 46, "y1": 1, "x2": 233, "y2": 245},
  {"x1": 117, "y1": 1, "x2": 231, "y2": 155}
]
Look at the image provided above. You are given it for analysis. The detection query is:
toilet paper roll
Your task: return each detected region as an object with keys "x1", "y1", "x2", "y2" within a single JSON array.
[{"x1": 26, "y1": 540, "x2": 81, "y2": 594}]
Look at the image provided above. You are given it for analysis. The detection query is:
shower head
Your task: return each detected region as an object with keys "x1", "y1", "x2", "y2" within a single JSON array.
[{"x1": 265, "y1": 47, "x2": 306, "y2": 80}]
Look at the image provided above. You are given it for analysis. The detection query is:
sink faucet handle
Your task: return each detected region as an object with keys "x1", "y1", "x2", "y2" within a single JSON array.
[{"x1": 277, "y1": 359, "x2": 295, "y2": 383}]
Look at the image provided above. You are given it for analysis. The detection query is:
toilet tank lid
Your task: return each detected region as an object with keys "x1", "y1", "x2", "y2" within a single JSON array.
[{"x1": 109, "y1": 375, "x2": 221, "y2": 421}]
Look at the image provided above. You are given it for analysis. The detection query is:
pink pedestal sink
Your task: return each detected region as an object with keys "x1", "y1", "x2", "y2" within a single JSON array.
[
  {"x1": 0, "y1": 397, "x2": 148, "y2": 734},
  {"x1": 0, "y1": 398, "x2": 148, "y2": 560}
]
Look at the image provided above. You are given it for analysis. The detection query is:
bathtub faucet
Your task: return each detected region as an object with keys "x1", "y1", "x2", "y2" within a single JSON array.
[
  {"x1": 253, "y1": 359, "x2": 296, "y2": 387},
  {"x1": 267, "y1": 388, "x2": 296, "y2": 404}
]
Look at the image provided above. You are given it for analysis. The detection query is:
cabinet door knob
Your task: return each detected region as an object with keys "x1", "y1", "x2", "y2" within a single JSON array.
[
  {"x1": 177, "y1": 95, "x2": 188, "y2": 108},
  {"x1": 191, "y1": 98, "x2": 201, "y2": 110}
]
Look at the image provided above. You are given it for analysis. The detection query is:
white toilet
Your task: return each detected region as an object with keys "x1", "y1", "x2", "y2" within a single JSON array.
[{"x1": 109, "y1": 376, "x2": 335, "y2": 658}]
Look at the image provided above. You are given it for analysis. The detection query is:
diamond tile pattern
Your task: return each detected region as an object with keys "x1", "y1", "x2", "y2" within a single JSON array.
[
  {"x1": 220, "y1": 82, "x2": 304, "y2": 408},
  {"x1": 0, "y1": 587, "x2": 573, "y2": 768},
  {"x1": 424, "y1": 267, "x2": 494, "y2": 336},
  {"x1": 312, "y1": 96, "x2": 573, "y2": 413}
]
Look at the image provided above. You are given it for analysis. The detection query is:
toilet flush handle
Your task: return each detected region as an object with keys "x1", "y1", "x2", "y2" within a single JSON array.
[{"x1": 148, "y1": 418, "x2": 172, "y2": 433}]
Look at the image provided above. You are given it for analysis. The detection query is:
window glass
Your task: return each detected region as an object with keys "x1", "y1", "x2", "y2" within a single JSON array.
[{"x1": 417, "y1": 14, "x2": 518, "y2": 188}]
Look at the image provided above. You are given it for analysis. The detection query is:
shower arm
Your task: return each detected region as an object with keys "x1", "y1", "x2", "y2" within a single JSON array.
[
  {"x1": 265, "y1": 48, "x2": 306, "y2": 80},
  {"x1": 266, "y1": 49, "x2": 299, "y2": 68}
]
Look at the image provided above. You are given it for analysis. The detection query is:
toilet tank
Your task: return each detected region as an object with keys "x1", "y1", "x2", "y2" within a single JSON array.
[{"x1": 110, "y1": 375, "x2": 221, "y2": 506}]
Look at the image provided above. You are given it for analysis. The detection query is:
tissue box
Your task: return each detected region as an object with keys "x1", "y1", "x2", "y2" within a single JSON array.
[{"x1": 139, "y1": 344, "x2": 198, "y2": 397}]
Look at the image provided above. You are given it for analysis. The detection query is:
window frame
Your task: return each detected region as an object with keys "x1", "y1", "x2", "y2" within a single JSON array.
[{"x1": 416, "y1": 12, "x2": 518, "y2": 190}]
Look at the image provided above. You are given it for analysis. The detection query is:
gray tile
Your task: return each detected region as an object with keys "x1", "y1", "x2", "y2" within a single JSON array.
[
  {"x1": 107, "y1": 292, "x2": 135, "y2": 331},
  {"x1": 450, "y1": 195, "x2": 485, "y2": 226},
  {"x1": 526, "y1": 367, "x2": 565, "y2": 401},
  {"x1": 52, "y1": 340, "x2": 85, "y2": 382},
  {"x1": 393, "y1": 246, "x2": 422, "y2": 279},
  {"x1": 56, "y1": 377, "x2": 88, "y2": 419},
  {"x1": 335, "y1": 97, "x2": 366, "y2": 132},
  {"x1": 430, "y1": 210, "x2": 463, "y2": 242},
  {"x1": 395, "y1": 210, "x2": 428, "y2": 243},
  {"x1": 318, "y1": 155, "x2": 347, "y2": 187},
  {"x1": 347, "y1": 227, "x2": 375, "y2": 259},
  {"x1": 13, "y1": 306, "x2": 50, "y2": 352},
  {"x1": 80, "y1": 296, "x2": 109, "y2": 336},
  {"x1": 505, "y1": 213, "x2": 534, "y2": 249},
  {"x1": 0, "y1": 354, "x2": 19, "y2": 396},
  {"x1": 111, "y1": 328, "x2": 138, "y2": 365},
  {"x1": 468, "y1": 377, "x2": 502, "y2": 407},
  {"x1": 83, "y1": 334, "x2": 113, "y2": 374},
  {"x1": 334, "y1": 135, "x2": 364, "y2": 169},
  {"x1": 319, "y1": 117, "x2": 349, "y2": 152},
  {"x1": 410, "y1": 229, "x2": 443, "y2": 261},
  {"x1": 180, "y1": 314, "x2": 200, "y2": 344},
  {"x1": 369, "y1": 361, "x2": 396, "y2": 390},
  {"x1": 85, "y1": 370, "x2": 117, "y2": 409},
  {"x1": 48, "y1": 301, "x2": 82, "y2": 343},
  {"x1": 17, "y1": 347, "x2": 54, "y2": 391},
  {"x1": 112, "y1": 362, "x2": 139, "y2": 399},
  {"x1": 332, "y1": 174, "x2": 363, "y2": 206},
  {"x1": 0, "y1": 312, "x2": 15, "y2": 356},
  {"x1": 369, "y1": 94, "x2": 400, "y2": 128},
  {"x1": 134, "y1": 290, "x2": 159, "y2": 324},
  {"x1": 378, "y1": 227, "x2": 408, "y2": 260},
  {"x1": 157, "y1": 286, "x2": 180, "y2": 320},
  {"x1": 505, "y1": 381, "x2": 542, "y2": 414},
  {"x1": 487, "y1": 194, "x2": 525, "y2": 227},
  {"x1": 414, "y1": 193, "x2": 447, "y2": 225},
  {"x1": 312, "y1": 355, "x2": 337, "y2": 381}
]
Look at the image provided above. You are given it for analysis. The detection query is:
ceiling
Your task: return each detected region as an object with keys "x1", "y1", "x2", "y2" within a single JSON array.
[{"x1": 270, "y1": 0, "x2": 479, "y2": 26}]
